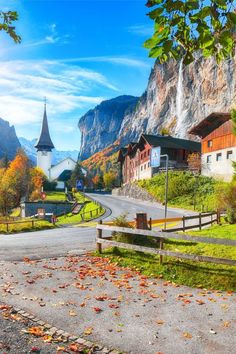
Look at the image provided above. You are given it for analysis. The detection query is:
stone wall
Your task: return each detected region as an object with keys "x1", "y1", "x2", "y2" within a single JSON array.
[
  {"x1": 112, "y1": 183, "x2": 156, "y2": 202},
  {"x1": 21, "y1": 201, "x2": 73, "y2": 218}
]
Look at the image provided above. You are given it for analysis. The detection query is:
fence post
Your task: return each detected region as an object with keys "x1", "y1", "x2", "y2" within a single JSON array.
[
  {"x1": 149, "y1": 217, "x2": 152, "y2": 230},
  {"x1": 90, "y1": 210, "x2": 92, "y2": 219},
  {"x1": 211, "y1": 213, "x2": 213, "y2": 226},
  {"x1": 183, "y1": 216, "x2": 186, "y2": 232},
  {"x1": 159, "y1": 236, "x2": 164, "y2": 265},
  {"x1": 6, "y1": 222, "x2": 9, "y2": 233},
  {"x1": 199, "y1": 213, "x2": 202, "y2": 231},
  {"x1": 32, "y1": 220, "x2": 35, "y2": 228},
  {"x1": 97, "y1": 220, "x2": 103, "y2": 253},
  {"x1": 217, "y1": 209, "x2": 221, "y2": 224}
]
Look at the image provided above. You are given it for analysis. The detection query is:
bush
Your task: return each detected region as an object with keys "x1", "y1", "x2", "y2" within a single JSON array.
[
  {"x1": 112, "y1": 214, "x2": 135, "y2": 244},
  {"x1": 216, "y1": 181, "x2": 236, "y2": 224},
  {"x1": 138, "y1": 171, "x2": 221, "y2": 211}
]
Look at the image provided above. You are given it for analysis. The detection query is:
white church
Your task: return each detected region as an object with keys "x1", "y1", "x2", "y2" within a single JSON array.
[{"x1": 35, "y1": 104, "x2": 78, "y2": 188}]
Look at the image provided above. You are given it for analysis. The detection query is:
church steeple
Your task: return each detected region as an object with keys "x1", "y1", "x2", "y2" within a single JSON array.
[{"x1": 35, "y1": 102, "x2": 54, "y2": 151}]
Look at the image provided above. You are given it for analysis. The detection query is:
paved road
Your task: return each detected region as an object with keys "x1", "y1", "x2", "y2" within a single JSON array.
[{"x1": 0, "y1": 194, "x2": 188, "y2": 261}]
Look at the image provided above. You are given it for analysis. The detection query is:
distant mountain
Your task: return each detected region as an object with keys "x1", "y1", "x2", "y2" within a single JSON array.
[
  {"x1": 78, "y1": 95, "x2": 139, "y2": 160},
  {"x1": 0, "y1": 118, "x2": 21, "y2": 160},
  {"x1": 19, "y1": 137, "x2": 79, "y2": 165}
]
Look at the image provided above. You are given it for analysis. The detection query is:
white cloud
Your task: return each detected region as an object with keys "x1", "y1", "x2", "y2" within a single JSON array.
[
  {"x1": 62, "y1": 56, "x2": 151, "y2": 69},
  {"x1": 128, "y1": 24, "x2": 153, "y2": 37},
  {"x1": 22, "y1": 23, "x2": 70, "y2": 48},
  {"x1": 0, "y1": 59, "x2": 115, "y2": 127}
]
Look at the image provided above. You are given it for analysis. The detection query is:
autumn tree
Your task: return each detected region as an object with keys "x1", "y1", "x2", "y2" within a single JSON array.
[
  {"x1": 103, "y1": 171, "x2": 117, "y2": 190},
  {"x1": 4, "y1": 149, "x2": 31, "y2": 205},
  {"x1": 29, "y1": 167, "x2": 46, "y2": 201},
  {"x1": 145, "y1": 0, "x2": 236, "y2": 64}
]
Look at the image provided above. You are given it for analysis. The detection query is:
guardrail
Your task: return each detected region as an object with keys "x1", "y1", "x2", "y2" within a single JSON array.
[{"x1": 96, "y1": 221, "x2": 236, "y2": 266}]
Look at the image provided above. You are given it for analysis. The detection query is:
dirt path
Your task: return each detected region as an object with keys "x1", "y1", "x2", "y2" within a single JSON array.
[{"x1": 0, "y1": 255, "x2": 235, "y2": 354}]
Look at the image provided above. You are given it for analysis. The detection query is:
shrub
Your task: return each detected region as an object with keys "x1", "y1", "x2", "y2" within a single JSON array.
[
  {"x1": 112, "y1": 213, "x2": 135, "y2": 244},
  {"x1": 216, "y1": 181, "x2": 236, "y2": 224}
]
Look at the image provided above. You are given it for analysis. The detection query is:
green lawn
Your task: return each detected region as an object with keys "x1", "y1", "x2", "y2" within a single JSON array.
[
  {"x1": 0, "y1": 220, "x2": 55, "y2": 234},
  {"x1": 45, "y1": 191, "x2": 67, "y2": 202},
  {"x1": 57, "y1": 200, "x2": 105, "y2": 224},
  {"x1": 95, "y1": 223, "x2": 236, "y2": 291}
]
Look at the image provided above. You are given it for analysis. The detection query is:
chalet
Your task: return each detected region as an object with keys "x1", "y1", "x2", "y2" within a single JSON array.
[
  {"x1": 118, "y1": 134, "x2": 201, "y2": 184},
  {"x1": 189, "y1": 112, "x2": 236, "y2": 181}
]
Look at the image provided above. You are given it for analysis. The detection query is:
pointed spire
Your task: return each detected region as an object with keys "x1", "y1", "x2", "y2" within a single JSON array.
[{"x1": 35, "y1": 101, "x2": 55, "y2": 151}]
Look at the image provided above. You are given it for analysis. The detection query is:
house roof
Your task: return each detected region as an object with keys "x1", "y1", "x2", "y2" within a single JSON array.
[
  {"x1": 188, "y1": 112, "x2": 231, "y2": 138},
  {"x1": 57, "y1": 169, "x2": 72, "y2": 182},
  {"x1": 35, "y1": 104, "x2": 55, "y2": 151},
  {"x1": 49, "y1": 157, "x2": 77, "y2": 171},
  {"x1": 141, "y1": 134, "x2": 201, "y2": 152}
]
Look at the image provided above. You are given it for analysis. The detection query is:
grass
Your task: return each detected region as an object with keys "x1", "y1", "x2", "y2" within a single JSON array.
[
  {"x1": 57, "y1": 199, "x2": 105, "y2": 224},
  {"x1": 95, "y1": 223, "x2": 236, "y2": 291},
  {"x1": 0, "y1": 220, "x2": 55, "y2": 234},
  {"x1": 45, "y1": 191, "x2": 67, "y2": 202}
]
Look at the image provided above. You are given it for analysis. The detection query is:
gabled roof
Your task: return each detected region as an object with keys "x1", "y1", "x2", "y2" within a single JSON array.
[
  {"x1": 49, "y1": 157, "x2": 77, "y2": 171},
  {"x1": 141, "y1": 134, "x2": 201, "y2": 152},
  {"x1": 35, "y1": 104, "x2": 55, "y2": 151},
  {"x1": 57, "y1": 169, "x2": 72, "y2": 182},
  {"x1": 189, "y1": 112, "x2": 231, "y2": 138}
]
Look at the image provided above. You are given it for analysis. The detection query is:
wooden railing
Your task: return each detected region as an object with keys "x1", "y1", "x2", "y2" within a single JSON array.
[
  {"x1": 96, "y1": 222, "x2": 236, "y2": 266},
  {"x1": 0, "y1": 219, "x2": 47, "y2": 233}
]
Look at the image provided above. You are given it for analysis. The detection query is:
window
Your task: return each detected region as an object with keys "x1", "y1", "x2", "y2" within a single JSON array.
[
  {"x1": 141, "y1": 166, "x2": 143, "y2": 171},
  {"x1": 144, "y1": 151, "x2": 146, "y2": 158},
  {"x1": 207, "y1": 140, "x2": 213, "y2": 148},
  {"x1": 148, "y1": 149, "x2": 150, "y2": 156},
  {"x1": 216, "y1": 153, "x2": 222, "y2": 161},
  {"x1": 144, "y1": 164, "x2": 146, "y2": 170},
  {"x1": 227, "y1": 150, "x2": 233, "y2": 160},
  {"x1": 207, "y1": 155, "x2": 212, "y2": 163},
  {"x1": 148, "y1": 162, "x2": 150, "y2": 168}
]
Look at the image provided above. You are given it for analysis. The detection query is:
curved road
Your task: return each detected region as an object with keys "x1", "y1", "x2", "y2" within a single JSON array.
[{"x1": 0, "y1": 194, "x2": 189, "y2": 261}]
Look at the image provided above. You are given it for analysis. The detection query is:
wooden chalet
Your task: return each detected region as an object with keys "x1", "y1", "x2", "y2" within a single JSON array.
[
  {"x1": 118, "y1": 134, "x2": 201, "y2": 184},
  {"x1": 189, "y1": 112, "x2": 236, "y2": 181}
]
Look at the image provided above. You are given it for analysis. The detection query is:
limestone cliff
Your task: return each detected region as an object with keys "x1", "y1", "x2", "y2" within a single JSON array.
[
  {"x1": 78, "y1": 95, "x2": 139, "y2": 160},
  {"x1": 79, "y1": 56, "x2": 236, "y2": 159},
  {"x1": 0, "y1": 118, "x2": 21, "y2": 160},
  {"x1": 119, "y1": 56, "x2": 236, "y2": 145}
]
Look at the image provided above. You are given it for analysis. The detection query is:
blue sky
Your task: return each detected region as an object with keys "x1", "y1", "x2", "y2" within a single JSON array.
[{"x1": 0, "y1": 0, "x2": 155, "y2": 150}]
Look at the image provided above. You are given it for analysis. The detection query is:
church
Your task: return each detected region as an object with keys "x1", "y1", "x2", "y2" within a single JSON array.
[{"x1": 35, "y1": 103, "x2": 78, "y2": 188}]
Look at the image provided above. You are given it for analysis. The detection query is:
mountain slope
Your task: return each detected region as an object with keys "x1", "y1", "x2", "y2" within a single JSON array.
[
  {"x1": 0, "y1": 118, "x2": 21, "y2": 160},
  {"x1": 78, "y1": 95, "x2": 139, "y2": 160}
]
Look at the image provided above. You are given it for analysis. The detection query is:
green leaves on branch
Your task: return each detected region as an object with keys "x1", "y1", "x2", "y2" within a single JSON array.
[
  {"x1": 0, "y1": 10, "x2": 21, "y2": 43},
  {"x1": 144, "y1": 0, "x2": 236, "y2": 65}
]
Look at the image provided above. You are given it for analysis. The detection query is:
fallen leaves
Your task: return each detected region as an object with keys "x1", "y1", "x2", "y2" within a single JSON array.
[
  {"x1": 69, "y1": 310, "x2": 77, "y2": 317},
  {"x1": 156, "y1": 319, "x2": 165, "y2": 325},
  {"x1": 182, "y1": 332, "x2": 192, "y2": 339},
  {"x1": 83, "y1": 327, "x2": 93, "y2": 336},
  {"x1": 93, "y1": 307, "x2": 102, "y2": 313}
]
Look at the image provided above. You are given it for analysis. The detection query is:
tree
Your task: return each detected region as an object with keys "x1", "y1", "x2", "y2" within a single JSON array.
[
  {"x1": 5, "y1": 149, "x2": 31, "y2": 205},
  {"x1": 144, "y1": 0, "x2": 236, "y2": 65},
  {"x1": 0, "y1": 10, "x2": 21, "y2": 43},
  {"x1": 103, "y1": 171, "x2": 117, "y2": 190},
  {"x1": 231, "y1": 109, "x2": 236, "y2": 178},
  {"x1": 69, "y1": 162, "x2": 85, "y2": 189}
]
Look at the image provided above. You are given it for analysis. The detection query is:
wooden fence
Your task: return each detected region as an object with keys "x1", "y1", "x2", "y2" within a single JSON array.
[
  {"x1": 104, "y1": 211, "x2": 220, "y2": 232},
  {"x1": 0, "y1": 219, "x2": 46, "y2": 233},
  {"x1": 96, "y1": 221, "x2": 236, "y2": 266}
]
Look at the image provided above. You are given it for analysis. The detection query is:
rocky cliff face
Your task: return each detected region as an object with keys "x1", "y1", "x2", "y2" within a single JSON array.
[
  {"x1": 78, "y1": 95, "x2": 139, "y2": 160},
  {"x1": 79, "y1": 56, "x2": 236, "y2": 159},
  {"x1": 119, "y1": 56, "x2": 236, "y2": 145},
  {"x1": 0, "y1": 118, "x2": 21, "y2": 160}
]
